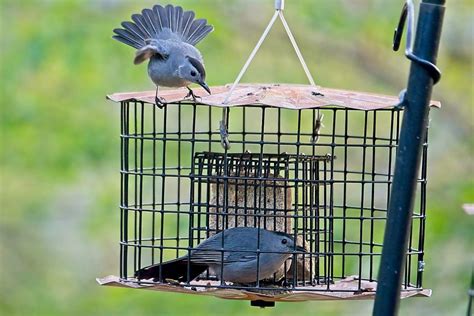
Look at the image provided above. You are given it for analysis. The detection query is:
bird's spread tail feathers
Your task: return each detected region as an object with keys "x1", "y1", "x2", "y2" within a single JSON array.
[{"x1": 113, "y1": 4, "x2": 213, "y2": 49}]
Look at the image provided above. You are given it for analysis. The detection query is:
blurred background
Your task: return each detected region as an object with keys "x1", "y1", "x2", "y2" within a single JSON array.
[{"x1": 1, "y1": 0, "x2": 472, "y2": 315}]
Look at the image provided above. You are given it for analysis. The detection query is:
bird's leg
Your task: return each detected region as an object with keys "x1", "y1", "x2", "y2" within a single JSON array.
[
  {"x1": 185, "y1": 87, "x2": 202, "y2": 102},
  {"x1": 155, "y1": 86, "x2": 167, "y2": 108}
]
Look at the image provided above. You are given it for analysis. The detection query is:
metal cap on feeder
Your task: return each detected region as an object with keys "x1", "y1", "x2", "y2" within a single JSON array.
[{"x1": 275, "y1": 0, "x2": 284, "y2": 11}]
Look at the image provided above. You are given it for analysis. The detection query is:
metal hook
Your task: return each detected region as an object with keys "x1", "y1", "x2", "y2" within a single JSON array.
[
  {"x1": 393, "y1": 3, "x2": 408, "y2": 52},
  {"x1": 310, "y1": 112, "x2": 324, "y2": 144},
  {"x1": 392, "y1": 0, "x2": 441, "y2": 84},
  {"x1": 219, "y1": 108, "x2": 230, "y2": 150}
]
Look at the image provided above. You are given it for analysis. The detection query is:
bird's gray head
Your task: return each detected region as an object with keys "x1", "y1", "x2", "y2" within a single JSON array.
[
  {"x1": 179, "y1": 56, "x2": 211, "y2": 94},
  {"x1": 260, "y1": 230, "x2": 305, "y2": 254}
]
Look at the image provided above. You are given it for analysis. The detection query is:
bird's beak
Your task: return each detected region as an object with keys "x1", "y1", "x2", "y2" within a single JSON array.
[
  {"x1": 296, "y1": 245, "x2": 307, "y2": 253},
  {"x1": 198, "y1": 81, "x2": 211, "y2": 94}
]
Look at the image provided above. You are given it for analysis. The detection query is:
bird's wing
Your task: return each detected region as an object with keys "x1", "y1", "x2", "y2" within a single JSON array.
[
  {"x1": 189, "y1": 250, "x2": 229, "y2": 264},
  {"x1": 133, "y1": 40, "x2": 169, "y2": 64},
  {"x1": 190, "y1": 231, "x2": 258, "y2": 265},
  {"x1": 189, "y1": 236, "x2": 231, "y2": 264},
  {"x1": 190, "y1": 250, "x2": 257, "y2": 265},
  {"x1": 226, "y1": 252, "x2": 258, "y2": 263}
]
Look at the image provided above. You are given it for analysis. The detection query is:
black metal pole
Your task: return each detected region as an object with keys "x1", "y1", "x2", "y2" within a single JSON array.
[{"x1": 373, "y1": 1, "x2": 445, "y2": 315}]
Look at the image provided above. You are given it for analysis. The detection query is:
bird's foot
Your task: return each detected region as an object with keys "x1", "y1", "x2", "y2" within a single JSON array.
[
  {"x1": 164, "y1": 278, "x2": 181, "y2": 286},
  {"x1": 313, "y1": 277, "x2": 334, "y2": 285},
  {"x1": 155, "y1": 96, "x2": 167, "y2": 108},
  {"x1": 185, "y1": 88, "x2": 202, "y2": 103}
]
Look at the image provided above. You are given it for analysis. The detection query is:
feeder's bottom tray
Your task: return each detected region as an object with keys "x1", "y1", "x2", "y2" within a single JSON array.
[{"x1": 97, "y1": 275, "x2": 431, "y2": 302}]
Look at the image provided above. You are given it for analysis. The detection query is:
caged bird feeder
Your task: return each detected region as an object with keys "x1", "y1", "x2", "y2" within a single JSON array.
[{"x1": 98, "y1": 0, "x2": 444, "y2": 307}]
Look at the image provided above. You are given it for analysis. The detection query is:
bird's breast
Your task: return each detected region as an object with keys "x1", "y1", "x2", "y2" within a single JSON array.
[
  {"x1": 212, "y1": 253, "x2": 290, "y2": 283},
  {"x1": 147, "y1": 58, "x2": 189, "y2": 88}
]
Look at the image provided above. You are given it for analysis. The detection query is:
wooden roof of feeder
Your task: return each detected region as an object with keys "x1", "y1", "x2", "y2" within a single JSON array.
[{"x1": 107, "y1": 84, "x2": 441, "y2": 110}]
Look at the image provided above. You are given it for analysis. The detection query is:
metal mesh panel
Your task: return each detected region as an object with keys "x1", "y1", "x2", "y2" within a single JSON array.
[{"x1": 119, "y1": 101, "x2": 428, "y2": 292}]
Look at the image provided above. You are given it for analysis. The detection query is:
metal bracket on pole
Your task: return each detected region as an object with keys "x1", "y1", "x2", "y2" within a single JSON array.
[{"x1": 393, "y1": 0, "x2": 442, "y2": 84}]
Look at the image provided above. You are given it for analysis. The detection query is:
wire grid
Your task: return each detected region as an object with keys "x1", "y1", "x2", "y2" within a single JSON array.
[
  {"x1": 192, "y1": 152, "x2": 332, "y2": 287},
  {"x1": 119, "y1": 100, "x2": 429, "y2": 292}
]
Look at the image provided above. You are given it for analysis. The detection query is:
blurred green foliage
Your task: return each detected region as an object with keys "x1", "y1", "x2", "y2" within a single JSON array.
[{"x1": 1, "y1": 0, "x2": 472, "y2": 315}]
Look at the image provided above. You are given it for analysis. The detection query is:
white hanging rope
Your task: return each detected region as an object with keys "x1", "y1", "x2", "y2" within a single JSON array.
[
  {"x1": 223, "y1": 11, "x2": 279, "y2": 104},
  {"x1": 278, "y1": 12, "x2": 316, "y2": 86},
  {"x1": 223, "y1": 0, "x2": 316, "y2": 104},
  {"x1": 220, "y1": 0, "x2": 322, "y2": 149}
]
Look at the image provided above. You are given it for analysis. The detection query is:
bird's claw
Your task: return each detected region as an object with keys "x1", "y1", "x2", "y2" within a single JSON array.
[
  {"x1": 155, "y1": 96, "x2": 167, "y2": 108},
  {"x1": 185, "y1": 88, "x2": 202, "y2": 102},
  {"x1": 164, "y1": 278, "x2": 181, "y2": 285}
]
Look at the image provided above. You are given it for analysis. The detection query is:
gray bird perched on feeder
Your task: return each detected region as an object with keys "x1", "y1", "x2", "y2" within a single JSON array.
[
  {"x1": 113, "y1": 4, "x2": 213, "y2": 107},
  {"x1": 136, "y1": 227, "x2": 306, "y2": 283}
]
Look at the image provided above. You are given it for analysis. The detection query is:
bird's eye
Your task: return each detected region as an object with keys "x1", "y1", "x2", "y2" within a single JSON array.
[
  {"x1": 190, "y1": 70, "x2": 197, "y2": 77},
  {"x1": 281, "y1": 239, "x2": 288, "y2": 245}
]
